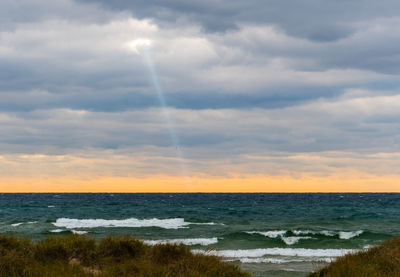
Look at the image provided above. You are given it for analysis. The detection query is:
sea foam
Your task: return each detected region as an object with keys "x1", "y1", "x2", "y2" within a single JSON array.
[
  {"x1": 245, "y1": 231, "x2": 312, "y2": 245},
  {"x1": 11, "y1": 221, "x2": 37, "y2": 227},
  {"x1": 144, "y1": 238, "x2": 218, "y2": 246},
  {"x1": 53, "y1": 217, "x2": 217, "y2": 230},
  {"x1": 254, "y1": 229, "x2": 363, "y2": 240},
  {"x1": 339, "y1": 230, "x2": 363, "y2": 239},
  {"x1": 71, "y1": 230, "x2": 88, "y2": 235},
  {"x1": 229, "y1": 257, "x2": 334, "y2": 264},
  {"x1": 281, "y1": 236, "x2": 312, "y2": 245},
  {"x1": 292, "y1": 229, "x2": 362, "y2": 239},
  {"x1": 50, "y1": 229, "x2": 64, "y2": 233},
  {"x1": 246, "y1": 230, "x2": 286, "y2": 238},
  {"x1": 195, "y1": 247, "x2": 356, "y2": 258}
]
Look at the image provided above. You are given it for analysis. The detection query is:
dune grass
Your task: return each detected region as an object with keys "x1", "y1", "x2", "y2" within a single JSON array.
[
  {"x1": 0, "y1": 235, "x2": 251, "y2": 277},
  {"x1": 308, "y1": 238, "x2": 400, "y2": 277}
]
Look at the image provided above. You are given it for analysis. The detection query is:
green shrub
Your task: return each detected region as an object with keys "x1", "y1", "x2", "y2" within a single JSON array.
[
  {"x1": 151, "y1": 243, "x2": 191, "y2": 265},
  {"x1": 0, "y1": 235, "x2": 251, "y2": 277},
  {"x1": 34, "y1": 236, "x2": 69, "y2": 262},
  {"x1": 308, "y1": 238, "x2": 400, "y2": 277},
  {"x1": 98, "y1": 236, "x2": 146, "y2": 260}
]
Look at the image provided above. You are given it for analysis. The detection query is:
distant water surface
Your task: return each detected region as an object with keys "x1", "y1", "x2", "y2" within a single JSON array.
[{"x1": 1, "y1": 193, "x2": 399, "y2": 277}]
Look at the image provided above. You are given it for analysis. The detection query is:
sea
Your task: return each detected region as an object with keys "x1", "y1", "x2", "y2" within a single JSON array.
[{"x1": 1, "y1": 193, "x2": 399, "y2": 277}]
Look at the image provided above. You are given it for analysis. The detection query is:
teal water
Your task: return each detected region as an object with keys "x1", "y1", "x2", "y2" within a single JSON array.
[{"x1": 1, "y1": 193, "x2": 399, "y2": 276}]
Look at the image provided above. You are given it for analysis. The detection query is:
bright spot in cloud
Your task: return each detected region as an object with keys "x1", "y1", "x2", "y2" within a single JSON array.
[{"x1": 126, "y1": 39, "x2": 152, "y2": 54}]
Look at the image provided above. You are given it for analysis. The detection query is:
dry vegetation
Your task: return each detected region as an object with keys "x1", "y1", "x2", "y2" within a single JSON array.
[
  {"x1": 308, "y1": 238, "x2": 400, "y2": 277},
  {"x1": 0, "y1": 235, "x2": 251, "y2": 277}
]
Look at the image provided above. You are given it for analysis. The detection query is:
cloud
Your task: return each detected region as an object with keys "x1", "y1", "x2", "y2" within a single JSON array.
[
  {"x1": 77, "y1": 0, "x2": 400, "y2": 41},
  {"x1": 1, "y1": 0, "x2": 400, "y2": 184},
  {"x1": 1, "y1": 89, "x2": 400, "y2": 154},
  {"x1": 1, "y1": 13, "x2": 398, "y2": 113},
  {"x1": 0, "y1": 0, "x2": 119, "y2": 30}
]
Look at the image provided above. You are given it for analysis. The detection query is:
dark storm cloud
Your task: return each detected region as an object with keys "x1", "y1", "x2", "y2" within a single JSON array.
[
  {"x1": 0, "y1": 0, "x2": 118, "y2": 31},
  {"x1": 78, "y1": 0, "x2": 400, "y2": 41},
  {"x1": 0, "y1": 86, "x2": 340, "y2": 112}
]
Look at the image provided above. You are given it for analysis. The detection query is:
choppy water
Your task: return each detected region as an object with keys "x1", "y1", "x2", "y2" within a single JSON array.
[{"x1": 1, "y1": 193, "x2": 399, "y2": 276}]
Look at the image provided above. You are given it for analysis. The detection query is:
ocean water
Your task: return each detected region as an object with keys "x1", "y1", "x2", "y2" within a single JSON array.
[{"x1": 1, "y1": 193, "x2": 399, "y2": 276}]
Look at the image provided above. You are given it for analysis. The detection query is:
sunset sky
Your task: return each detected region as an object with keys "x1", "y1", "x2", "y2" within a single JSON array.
[{"x1": 1, "y1": 0, "x2": 400, "y2": 192}]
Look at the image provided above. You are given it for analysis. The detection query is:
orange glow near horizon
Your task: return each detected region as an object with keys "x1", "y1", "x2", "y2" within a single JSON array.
[{"x1": 1, "y1": 173, "x2": 399, "y2": 193}]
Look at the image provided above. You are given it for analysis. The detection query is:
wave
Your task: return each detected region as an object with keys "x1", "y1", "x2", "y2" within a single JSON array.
[
  {"x1": 339, "y1": 231, "x2": 363, "y2": 239},
  {"x1": 144, "y1": 238, "x2": 218, "y2": 246},
  {"x1": 293, "y1": 229, "x2": 363, "y2": 239},
  {"x1": 195, "y1": 247, "x2": 356, "y2": 258},
  {"x1": 246, "y1": 230, "x2": 286, "y2": 238},
  {"x1": 292, "y1": 230, "x2": 317, "y2": 235},
  {"x1": 320, "y1": 230, "x2": 336, "y2": 237},
  {"x1": 247, "y1": 229, "x2": 364, "y2": 241},
  {"x1": 71, "y1": 230, "x2": 88, "y2": 235},
  {"x1": 245, "y1": 231, "x2": 312, "y2": 245},
  {"x1": 50, "y1": 228, "x2": 87, "y2": 234},
  {"x1": 50, "y1": 229, "x2": 64, "y2": 233},
  {"x1": 53, "y1": 218, "x2": 218, "y2": 230},
  {"x1": 281, "y1": 236, "x2": 312, "y2": 245},
  {"x1": 227, "y1": 257, "x2": 334, "y2": 264},
  {"x1": 11, "y1": 221, "x2": 37, "y2": 227}
]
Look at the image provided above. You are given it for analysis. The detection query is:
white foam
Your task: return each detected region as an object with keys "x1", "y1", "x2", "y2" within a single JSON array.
[
  {"x1": 53, "y1": 217, "x2": 217, "y2": 230},
  {"x1": 320, "y1": 230, "x2": 336, "y2": 237},
  {"x1": 339, "y1": 230, "x2": 363, "y2": 240},
  {"x1": 230, "y1": 258, "x2": 287, "y2": 264},
  {"x1": 50, "y1": 229, "x2": 64, "y2": 233},
  {"x1": 48, "y1": 206, "x2": 55, "y2": 208},
  {"x1": 231, "y1": 257, "x2": 334, "y2": 264},
  {"x1": 12, "y1": 221, "x2": 37, "y2": 227},
  {"x1": 292, "y1": 230, "x2": 336, "y2": 237},
  {"x1": 246, "y1": 231, "x2": 312, "y2": 245},
  {"x1": 195, "y1": 247, "x2": 356, "y2": 258},
  {"x1": 281, "y1": 236, "x2": 312, "y2": 245},
  {"x1": 292, "y1": 230, "x2": 316, "y2": 235},
  {"x1": 293, "y1": 229, "x2": 361, "y2": 238},
  {"x1": 71, "y1": 230, "x2": 88, "y2": 235},
  {"x1": 144, "y1": 238, "x2": 218, "y2": 246},
  {"x1": 246, "y1": 230, "x2": 286, "y2": 238}
]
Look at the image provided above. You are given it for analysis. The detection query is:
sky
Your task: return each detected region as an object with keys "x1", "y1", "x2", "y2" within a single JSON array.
[{"x1": 1, "y1": 0, "x2": 400, "y2": 192}]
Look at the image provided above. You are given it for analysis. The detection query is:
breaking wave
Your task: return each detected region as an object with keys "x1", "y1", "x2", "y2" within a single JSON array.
[
  {"x1": 227, "y1": 257, "x2": 334, "y2": 264},
  {"x1": 339, "y1": 230, "x2": 364, "y2": 239},
  {"x1": 246, "y1": 229, "x2": 364, "y2": 243},
  {"x1": 245, "y1": 231, "x2": 312, "y2": 245},
  {"x1": 144, "y1": 238, "x2": 218, "y2": 246},
  {"x1": 195, "y1": 247, "x2": 356, "y2": 258},
  {"x1": 246, "y1": 231, "x2": 286, "y2": 238},
  {"x1": 53, "y1": 218, "x2": 218, "y2": 230}
]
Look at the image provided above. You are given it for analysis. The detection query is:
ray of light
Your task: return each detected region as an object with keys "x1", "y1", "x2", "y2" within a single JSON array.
[{"x1": 128, "y1": 39, "x2": 191, "y2": 185}]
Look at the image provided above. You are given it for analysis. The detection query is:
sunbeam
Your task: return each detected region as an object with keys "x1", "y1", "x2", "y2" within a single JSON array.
[{"x1": 127, "y1": 39, "x2": 191, "y2": 184}]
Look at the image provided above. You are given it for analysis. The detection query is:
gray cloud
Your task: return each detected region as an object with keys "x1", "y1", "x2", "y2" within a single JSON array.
[
  {"x1": 1, "y1": 91, "x2": 400, "y2": 153},
  {"x1": 78, "y1": 0, "x2": 400, "y2": 41},
  {"x1": 0, "y1": 0, "x2": 119, "y2": 31},
  {"x1": 1, "y1": 0, "x2": 400, "y2": 178}
]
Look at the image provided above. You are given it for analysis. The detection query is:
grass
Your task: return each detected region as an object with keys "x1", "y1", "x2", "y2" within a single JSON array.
[
  {"x1": 308, "y1": 238, "x2": 400, "y2": 277},
  {"x1": 0, "y1": 234, "x2": 251, "y2": 277}
]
